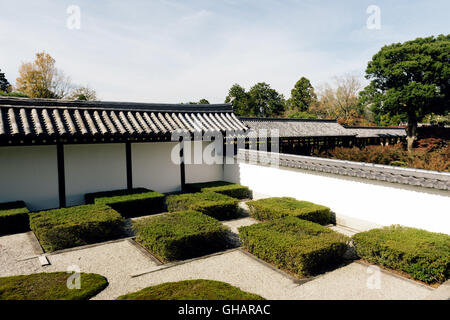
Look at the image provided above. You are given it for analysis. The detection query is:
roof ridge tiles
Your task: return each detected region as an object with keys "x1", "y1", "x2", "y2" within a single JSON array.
[{"x1": 0, "y1": 97, "x2": 233, "y2": 113}]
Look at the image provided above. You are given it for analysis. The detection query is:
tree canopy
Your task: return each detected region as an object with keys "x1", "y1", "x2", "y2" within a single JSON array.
[
  {"x1": 287, "y1": 77, "x2": 316, "y2": 112},
  {"x1": 360, "y1": 34, "x2": 450, "y2": 150},
  {"x1": 248, "y1": 82, "x2": 285, "y2": 117},
  {"x1": 16, "y1": 51, "x2": 72, "y2": 99},
  {"x1": 186, "y1": 99, "x2": 210, "y2": 104},
  {"x1": 225, "y1": 82, "x2": 285, "y2": 117},
  {"x1": 15, "y1": 51, "x2": 98, "y2": 101},
  {"x1": 0, "y1": 69, "x2": 11, "y2": 92},
  {"x1": 225, "y1": 84, "x2": 250, "y2": 116},
  {"x1": 68, "y1": 86, "x2": 97, "y2": 101}
]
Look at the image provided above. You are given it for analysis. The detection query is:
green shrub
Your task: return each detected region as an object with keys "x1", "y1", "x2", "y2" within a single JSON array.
[
  {"x1": 0, "y1": 272, "x2": 108, "y2": 300},
  {"x1": 246, "y1": 197, "x2": 331, "y2": 225},
  {"x1": 29, "y1": 204, "x2": 125, "y2": 252},
  {"x1": 352, "y1": 225, "x2": 450, "y2": 284},
  {"x1": 133, "y1": 211, "x2": 230, "y2": 262},
  {"x1": 186, "y1": 181, "x2": 252, "y2": 199},
  {"x1": 117, "y1": 279, "x2": 264, "y2": 300},
  {"x1": 0, "y1": 91, "x2": 29, "y2": 98},
  {"x1": 85, "y1": 188, "x2": 150, "y2": 204},
  {"x1": 166, "y1": 192, "x2": 239, "y2": 220},
  {"x1": 239, "y1": 217, "x2": 348, "y2": 277},
  {"x1": 87, "y1": 188, "x2": 165, "y2": 218},
  {"x1": 0, "y1": 201, "x2": 30, "y2": 236}
]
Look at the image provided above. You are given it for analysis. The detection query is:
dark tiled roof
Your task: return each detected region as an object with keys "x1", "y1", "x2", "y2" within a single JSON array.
[
  {"x1": 0, "y1": 97, "x2": 247, "y2": 145},
  {"x1": 241, "y1": 117, "x2": 355, "y2": 138},
  {"x1": 239, "y1": 149, "x2": 450, "y2": 191},
  {"x1": 344, "y1": 126, "x2": 407, "y2": 138}
]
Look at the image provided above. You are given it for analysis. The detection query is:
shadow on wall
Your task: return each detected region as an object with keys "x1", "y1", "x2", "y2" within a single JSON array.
[{"x1": 223, "y1": 157, "x2": 242, "y2": 186}]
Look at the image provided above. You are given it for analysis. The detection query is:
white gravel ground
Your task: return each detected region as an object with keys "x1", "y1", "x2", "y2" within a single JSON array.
[
  {"x1": 0, "y1": 232, "x2": 42, "y2": 277},
  {"x1": 44, "y1": 240, "x2": 159, "y2": 300},
  {"x1": 286, "y1": 262, "x2": 434, "y2": 300},
  {"x1": 0, "y1": 228, "x2": 440, "y2": 300},
  {"x1": 222, "y1": 217, "x2": 258, "y2": 234},
  {"x1": 130, "y1": 249, "x2": 435, "y2": 300}
]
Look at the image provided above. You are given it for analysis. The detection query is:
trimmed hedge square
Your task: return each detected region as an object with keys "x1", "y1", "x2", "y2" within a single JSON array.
[
  {"x1": 85, "y1": 188, "x2": 150, "y2": 204},
  {"x1": 85, "y1": 188, "x2": 165, "y2": 218},
  {"x1": 29, "y1": 204, "x2": 125, "y2": 252},
  {"x1": 246, "y1": 197, "x2": 331, "y2": 225},
  {"x1": 133, "y1": 211, "x2": 230, "y2": 262},
  {"x1": 239, "y1": 216, "x2": 348, "y2": 277},
  {"x1": 166, "y1": 192, "x2": 239, "y2": 220},
  {"x1": 0, "y1": 201, "x2": 30, "y2": 236},
  {"x1": 185, "y1": 181, "x2": 252, "y2": 200},
  {"x1": 352, "y1": 225, "x2": 450, "y2": 284}
]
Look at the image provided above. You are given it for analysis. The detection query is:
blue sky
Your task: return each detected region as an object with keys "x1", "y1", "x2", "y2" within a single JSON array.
[{"x1": 0, "y1": 0, "x2": 449, "y2": 103}]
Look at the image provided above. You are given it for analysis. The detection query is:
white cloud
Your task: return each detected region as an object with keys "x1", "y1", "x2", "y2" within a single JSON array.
[
  {"x1": 179, "y1": 9, "x2": 213, "y2": 24},
  {"x1": 1, "y1": 0, "x2": 449, "y2": 103}
]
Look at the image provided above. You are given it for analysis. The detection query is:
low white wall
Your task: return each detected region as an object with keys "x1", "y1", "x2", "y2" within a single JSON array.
[
  {"x1": 0, "y1": 146, "x2": 59, "y2": 211},
  {"x1": 185, "y1": 141, "x2": 224, "y2": 184},
  {"x1": 132, "y1": 142, "x2": 181, "y2": 193},
  {"x1": 64, "y1": 144, "x2": 127, "y2": 206},
  {"x1": 224, "y1": 158, "x2": 450, "y2": 234},
  {"x1": 0, "y1": 142, "x2": 225, "y2": 211}
]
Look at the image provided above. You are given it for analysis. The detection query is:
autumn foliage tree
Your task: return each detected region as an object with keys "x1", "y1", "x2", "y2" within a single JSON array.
[
  {"x1": 309, "y1": 74, "x2": 370, "y2": 125},
  {"x1": 16, "y1": 51, "x2": 72, "y2": 98},
  {"x1": 15, "y1": 51, "x2": 97, "y2": 100}
]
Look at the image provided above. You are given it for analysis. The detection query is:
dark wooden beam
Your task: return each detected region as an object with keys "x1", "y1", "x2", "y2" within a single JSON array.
[
  {"x1": 126, "y1": 141, "x2": 133, "y2": 190},
  {"x1": 179, "y1": 138, "x2": 186, "y2": 192},
  {"x1": 56, "y1": 143, "x2": 66, "y2": 208}
]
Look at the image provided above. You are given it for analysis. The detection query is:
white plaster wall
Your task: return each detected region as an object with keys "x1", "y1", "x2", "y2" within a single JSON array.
[
  {"x1": 64, "y1": 144, "x2": 127, "y2": 206},
  {"x1": 0, "y1": 146, "x2": 59, "y2": 211},
  {"x1": 224, "y1": 158, "x2": 450, "y2": 234},
  {"x1": 132, "y1": 142, "x2": 181, "y2": 193},
  {"x1": 185, "y1": 141, "x2": 224, "y2": 184}
]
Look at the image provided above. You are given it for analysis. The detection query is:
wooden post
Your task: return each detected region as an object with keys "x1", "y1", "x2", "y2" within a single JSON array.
[
  {"x1": 56, "y1": 143, "x2": 66, "y2": 208},
  {"x1": 126, "y1": 141, "x2": 133, "y2": 190},
  {"x1": 179, "y1": 137, "x2": 186, "y2": 192}
]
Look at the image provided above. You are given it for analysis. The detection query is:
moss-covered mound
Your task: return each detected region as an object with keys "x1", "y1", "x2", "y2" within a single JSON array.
[
  {"x1": 0, "y1": 272, "x2": 108, "y2": 300},
  {"x1": 117, "y1": 279, "x2": 264, "y2": 300}
]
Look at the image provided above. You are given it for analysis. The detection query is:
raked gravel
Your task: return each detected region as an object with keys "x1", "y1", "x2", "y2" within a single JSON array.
[
  {"x1": 0, "y1": 232, "x2": 42, "y2": 277},
  {"x1": 0, "y1": 228, "x2": 439, "y2": 300}
]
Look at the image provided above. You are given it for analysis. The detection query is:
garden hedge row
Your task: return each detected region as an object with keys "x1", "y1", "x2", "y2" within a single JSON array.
[
  {"x1": 29, "y1": 204, "x2": 125, "y2": 252},
  {"x1": 246, "y1": 197, "x2": 331, "y2": 225},
  {"x1": 185, "y1": 181, "x2": 252, "y2": 200},
  {"x1": 166, "y1": 192, "x2": 239, "y2": 220},
  {"x1": 133, "y1": 211, "x2": 230, "y2": 262},
  {"x1": 239, "y1": 216, "x2": 348, "y2": 277},
  {"x1": 352, "y1": 225, "x2": 450, "y2": 284},
  {"x1": 85, "y1": 188, "x2": 165, "y2": 218},
  {"x1": 0, "y1": 201, "x2": 30, "y2": 236},
  {"x1": 85, "y1": 188, "x2": 150, "y2": 204}
]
